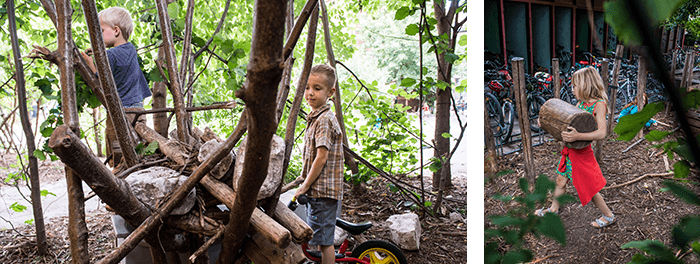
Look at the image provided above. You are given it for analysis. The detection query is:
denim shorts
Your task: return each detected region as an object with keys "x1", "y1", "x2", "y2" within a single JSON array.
[
  {"x1": 307, "y1": 197, "x2": 338, "y2": 246},
  {"x1": 123, "y1": 102, "x2": 143, "y2": 108}
]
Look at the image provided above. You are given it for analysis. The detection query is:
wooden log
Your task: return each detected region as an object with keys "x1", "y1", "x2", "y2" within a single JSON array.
[
  {"x1": 48, "y1": 126, "x2": 180, "y2": 259},
  {"x1": 660, "y1": 27, "x2": 669, "y2": 53},
  {"x1": 687, "y1": 51, "x2": 696, "y2": 91},
  {"x1": 552, "y1": 58, "x2": 560, "y2": 99},
  {"x1": 272, "y1": 200, "x2": 313, "y2": 244},
  {"x1": 153, "y1": 47, "x2": 169, "y2": 138},
  {"x1": 320, "y1": 0, "x2": 359, "y2": 174},
  {"x1": 595, "y1": 58, "x2": 610, "y2": 161},
  {"x1": 668, "y1": 27, "x2": 676, "y2": 53},
  {"x1": 199, "y1": 175, "x2": 292, "y2": 248},
  {"x1": 135, "y1": 123, "x2": 190, "y2": 166},
  {"x1": 511, "y1": 57, "x2": 534, "y2": 181},
  {"x1": 244, "y1": 231, "x2": 306, "y2": 264},
  {"x1": 98, "y1": 116, "x2": 248, "y2": 264},
  {"x1": 636, "y1": 56, "x2": 647, "y2": 140},
  {"x1": 539, "y1": 98, "x2": 597, "y2": 149},
  {"x1": 164, "y1": 213, "x2": 221, "y2": 237},
  {"x1": 54, "y1": 0, "x2": 88, "y2": 261},
  {"x1": 608, "y1": 45, "x2": 624, "y2": 136}
]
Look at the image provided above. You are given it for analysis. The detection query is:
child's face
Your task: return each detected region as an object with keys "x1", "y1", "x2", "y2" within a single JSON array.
[
  {"x1": 305, "y1": 74, "x2": 334, "y2": 111},
  {"x1": 100, "y1": 22, "x2": 120, "y2": 48}
]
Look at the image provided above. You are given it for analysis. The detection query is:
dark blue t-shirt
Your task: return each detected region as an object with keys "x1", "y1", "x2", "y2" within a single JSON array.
[{"x1": 102, "y1": 42, "x2": 151, "y2": 107}]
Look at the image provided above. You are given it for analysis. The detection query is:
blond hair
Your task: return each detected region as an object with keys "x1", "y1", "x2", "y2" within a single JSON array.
[
  {"x1": 572, "y1": 67, "x2": 608, "y2": 105},
  {"x1": 310, "y1": 64, "x2": 336, "y2": 91},
  {"x1": 98, "y1": 7, "x2": 134, "y2": 41}
]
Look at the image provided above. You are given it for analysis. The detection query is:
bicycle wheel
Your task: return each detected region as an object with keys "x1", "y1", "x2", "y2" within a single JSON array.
[
  {"x1": 485, "y1": 92, "x2": 506, "y2": 143},
  {"x1": 528, "y1": 95, "x2": 546, "y2": 132},
  {"x1": 350, "y1": 240, "x2": 408, "y2": 264},
  {"x1": 500, "y1": 101, "x2": 514, "y2": 144}
]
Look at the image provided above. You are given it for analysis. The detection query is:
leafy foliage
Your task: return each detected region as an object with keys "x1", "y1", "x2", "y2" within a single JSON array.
[
  {"x1": 485, "y1": 174, "x2": 573, "y2": 264},
  {"x1": 604, "y1": 0, "x2": 686, "y2": 45}
]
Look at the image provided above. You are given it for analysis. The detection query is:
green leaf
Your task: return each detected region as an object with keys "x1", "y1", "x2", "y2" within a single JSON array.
[
  {"x1": 424, "y1": 201, "x2": 432, "y2": 207},
  {"x1": 490, "y1": 215, "x2": 525, "y2": 227},
  {"x1": 192, "y1": 36, "x2": 206, "y2": 47},
  {"x1": 33, "y1": 149, "x2": 46, "y2": 161},
  {"x1": 49, "y1": 155, "x2": 59, "y2": 161},
  {"x1": 501, "y1": 249, "x2": 533, "y2": 264},
  {"x1": 664, "y1": 180, "x2": 700, "y2": 206},
  {"x1": 405, "y1": 23, "x2": 420, "y2": 36},
  {"x1": 533, "y1": 174, "x2": 555, "y2": 197},
  {"x1": 691, "y1": 241, "x2": 700, "y2": 255},
  {"x1": 441, "y1": 132, "x2": 452, "y2": 139},
  {"x1": 40, "y1": 190, "x2": 56, "y2": 197},
  {"x1": 621, "y1": 240, "x2": 680, "y2": 262},
  {"x1": 167, "y1": 2, "x2": 181, "y2": 19},
  {"x1": 24, "y1": 219, "x2": 34, "y2": 225},
  {"x1": 395, "y1": 6, "x2": 410, "y2": 20},
  {"x1": 605, "y1": 0, "x2": 685, "y2": 46},
  {"x1": 445, "y1": 53, "x2": 460, "y2": 64},
  {"x1": 673, "y1": 160, "x2": 690, "y2": 178},
  {"x1": 458, "y1": 34, "x2": 467, "y2": 46},
  {"x1": 9, "y1": 202, "x2": 27, "y2": 213},
  {"x1": 537, "y1": 212, "x2": 567, "y2": 246},
  {"x1": 671, "y1": 216, "x2": 700, "y2": 249},
  {"x1": 400, "y1": 78, "x2": 416, "y2": 87},
  {"x1": 495, "y1": 169, "x2": 515, "y2": 177},
  {"x1": 135, "y1": 142, "x2": 145, "y2": 154},
  {"x1": 645, "y1": 130, "x2": 672, "y2": 142},
  {"x1": 388, "y1": 183, "x2": 399, "y2": 193},
  {"x1": 614, "y1": 102, "x2": 664, "y2": 141},
  {"x1": 143, "y1": 141, "x2": 159, "y2": 156},
  {"x1": 428, "y1": 159, "x2": 442, "y2": 172}
]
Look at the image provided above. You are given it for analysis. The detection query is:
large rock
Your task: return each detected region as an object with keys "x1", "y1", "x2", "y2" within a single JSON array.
[
  {"x1": 386, "y1": 213, "x2": 421, "y2": 251},
  {"x1": 198, "y1": 139, "x2": 235, "y2": 180},
  {"x1": 124, "y1": 166, "x2": 196, "y2": 215},
  {"x1": 232, "y1": 135, "x2": 285, "y2": 200}
]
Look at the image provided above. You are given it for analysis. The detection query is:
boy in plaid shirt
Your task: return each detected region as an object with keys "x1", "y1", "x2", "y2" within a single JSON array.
[{"x1": 294, "y1": 64, "x2": 344, "y2": 264}]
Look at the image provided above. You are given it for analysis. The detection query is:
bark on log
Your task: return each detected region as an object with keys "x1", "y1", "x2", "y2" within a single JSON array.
[
  {"x1": 134, "y1": 123, "x2": 189, "y2": 166},
  {"x1": 49, "y1": 126, "x2": 174, "y2": 263},
  {"x1": 539, "y1": 98, "x2": 597, "y2": 149},
  {"x1": 244, "y1": 231, "x2": 307, "y2": 264},
  {"x1": 8, "y1": 0, "x2": 47, "y2": 255},
  {"x1": 164, "y1": 213, "x2": 221, "y2": 237},
  {"x1": 155, "y1": 0, "x2": 189, "y2": 143},
  {"x1": 271, "y1": 200, "x2": 313, "y2": 244},
  {"x1": 319, "y1": 0, "x2": 359, "y2": 174},
  {"x1": 153, "y1": 47, "x2": 169, "y2": 137},
  {"x1": 56, "y1": 1, "x2": 88, "y2": 261},
  {"x1": 199, "y1": 175, "x2": 292, "y2": 248},
  {"x1": 99, "y1": 116, "x2": 248, "y2": 264},
  {"x1": 217, "y1": 0, "x2": 287, "y2": 261}
]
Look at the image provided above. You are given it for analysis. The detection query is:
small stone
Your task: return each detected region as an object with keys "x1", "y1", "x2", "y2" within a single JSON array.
[
  {"x1": 334, "y1": 226, "x2": 348, "y2": 246},
  {"x1": 386, "y1": 213, "x2": 421, "y2": 251},
  {"x1": 125, "y1": 166, "x2": 195, "y2": 215},
  {"x1": 449, "y1": 212, "x2": 465, "y2": 223}
]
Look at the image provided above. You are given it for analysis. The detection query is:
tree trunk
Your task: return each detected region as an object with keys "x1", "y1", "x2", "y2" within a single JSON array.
[
  {"x1": 155, "y1": 0, "x2": 190, "y2": 144},
  {"x1": 7, "y1": 0, "x2": 47, "y2": 255},
  {"x1": 431, "y1": 0, "x2": 456, "y2": 189},
  {"x1": 153, "y1": 47, "x2": 170, "y2": 137},
  {"x1": 93, "y1": 108, "x2": 104, "y2": 157},
  {"x1": 217, "y1": 0, "x2": 287, "y2": 261}
]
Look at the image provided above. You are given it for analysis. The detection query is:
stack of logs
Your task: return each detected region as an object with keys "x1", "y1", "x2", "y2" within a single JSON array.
[{"x1": 49, "y1": 122, "x2": 313, "y2": 264}]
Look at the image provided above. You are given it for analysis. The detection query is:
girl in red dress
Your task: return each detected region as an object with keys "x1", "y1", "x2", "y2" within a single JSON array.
[{"x1": 535, "y1": 67, "x2": 615, "y2": 228}]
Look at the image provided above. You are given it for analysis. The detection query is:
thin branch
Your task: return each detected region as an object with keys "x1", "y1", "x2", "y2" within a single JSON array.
[{"x1": 193, "y1": 0, "x2": 232, "y2": 60}]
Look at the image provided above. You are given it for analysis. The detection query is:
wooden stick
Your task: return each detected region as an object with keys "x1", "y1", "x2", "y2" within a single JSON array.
[
  {"x1": 282, "y1": 0, "x2": 319, "y2": 61},
  {"x1": 125, "y1": 101, "x2": 237, "y2": 115},
  {"x1": 512, "y1": 57, "x2": 535, "y2": 181},
  {"x1": 281, "y1": 177, "x2": 304, "y2": 193},
  {"x1": 602, "y1": 172, "x2": 673, "y2": 190},
  {"x1": 622, "y1": 138, "x2": 645, "y2": 153},
  {"x1": 608, "y1": 45, "x2": 625, "y2": 136},
  {"x1": 189, "y1": 228, "x2": 225, "y2": 263}
]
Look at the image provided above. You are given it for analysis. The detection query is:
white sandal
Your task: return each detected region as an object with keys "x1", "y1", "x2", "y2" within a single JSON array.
[{"x1": 592, "y1": 213, "x2": 615, "y2": 228}]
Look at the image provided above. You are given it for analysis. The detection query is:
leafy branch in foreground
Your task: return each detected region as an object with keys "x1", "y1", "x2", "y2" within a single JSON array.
[{"x1": 485, "y1": 174, "x2": 574, "y2": 264}]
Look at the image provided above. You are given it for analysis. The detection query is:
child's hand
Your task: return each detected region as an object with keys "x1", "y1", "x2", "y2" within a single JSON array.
[
  {"x1": 84, "y1": 48, "x2": 93, "y2": 56},
  {"x1": 80, "y1": 51, "x2": 93, "y2": 64},
  {"x1": 561, "y1": 126, "x2": 579, "y2": 142},
  {"x1": 294, "y1": 184, "x2": 309, "y2": 199}
]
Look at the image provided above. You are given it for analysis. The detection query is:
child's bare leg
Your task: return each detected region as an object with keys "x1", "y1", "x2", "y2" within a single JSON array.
[
  {"x1": 590, "y1": 193, "x2": 614, "y2": 226},
  {"x1": 549, "y1": 175, "x2": 568, "y2": 213},
  {"x1": 320, "y1": 245, "x2": 335, "y2": 264},
  {"x1": 536, "y1": 175, "x2": 567, "y2": 215}
]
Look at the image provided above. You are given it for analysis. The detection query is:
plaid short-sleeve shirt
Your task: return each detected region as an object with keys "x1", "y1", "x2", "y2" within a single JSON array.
[{"x1": 302, "y1": 104, "x2": 344, "y2": 200}]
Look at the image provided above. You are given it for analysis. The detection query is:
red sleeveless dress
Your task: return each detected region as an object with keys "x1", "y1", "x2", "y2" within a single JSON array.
[{"x1": 557, "y1": 100, "x2": 607, "y2": 206}]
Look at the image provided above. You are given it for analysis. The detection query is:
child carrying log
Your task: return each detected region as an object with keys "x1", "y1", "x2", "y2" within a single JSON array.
[{"x1": 535, "y1": 67, "x2": 616, "y2": 228}]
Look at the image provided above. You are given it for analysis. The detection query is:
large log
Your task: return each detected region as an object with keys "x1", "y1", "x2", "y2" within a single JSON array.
[
  {"x1": 271, "y1": 200, "x2": 313, "y2": 244},
  {"x1": 244, "y1": 231, "x2": 306, "y2": 264},
  {"x1": 539, "y1": 98, "x2": 597, "y2": 149},
  {"x1": 48, "y1": 126, "x2": 184, "y2": 256},
  {"x1": 135, "y1": 122, "x2": 190, "y2": 166},
  {"x1": 98, "y1": 116, "x2": 248, "y2": 264},
  {"x1": 199, "y1": 175, "x2": 292, "y2": 248}
]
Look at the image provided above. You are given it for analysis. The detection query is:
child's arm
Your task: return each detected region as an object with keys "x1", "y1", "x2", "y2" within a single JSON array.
[
  {"x1": 562, "y1": 102, "x2": 607, "y2": 142},
  {"x1": 294, "y1": 146, "x2": 329, "y2": 198},
  {"x1": 80, "y1": 49, "x2": 98, "y2": 74}
]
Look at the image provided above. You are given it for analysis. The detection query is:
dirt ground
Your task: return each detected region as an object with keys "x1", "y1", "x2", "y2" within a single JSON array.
[
  {"x1": 485, "y1": 111, "x2": 700, "y2": 263},
  {"x1": 0, "y1": 156, "x2": 467, "y2": 263}
]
